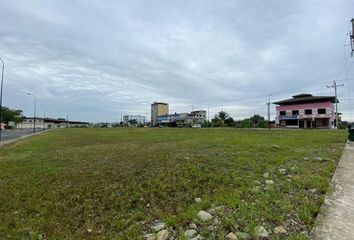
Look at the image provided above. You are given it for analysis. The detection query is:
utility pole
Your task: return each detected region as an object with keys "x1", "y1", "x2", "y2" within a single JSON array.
[
  {"x1": 0, "y1": 57, "x2": 4, "y2": 141},
  {"x1": 327, "y1": 81, "x2": 344, "y2": 130},
  {"x1": 207, "y1": 104, "x2": 210, "y2": 128},
  {"x1": 66, "y1": 115, "x2": 69, "y2": 128},
  {"x1": 43, "y1": 107, "x2": 45, "y2": 131},
  {"x1": 27, "y1": 93, "x2": 37, "y2": 133},
  {"x1": 350, "y1": 18, "x2": 354, "y2": 57},
  {"x1": 267, "y1": 94, "x2": 271, "y2": 130}
]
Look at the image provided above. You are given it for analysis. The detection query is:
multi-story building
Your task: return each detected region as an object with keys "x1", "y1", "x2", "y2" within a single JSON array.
[
  {"x1": 151, "y1": 102, "x2": 169, "y2": 126},
  {"x1": 157, "y1": 112, "x2": 189, "y2": 127},
  {"x1": 123, "y1": 115, "x2": 146, "y2": 125},
  {"x1": 157, "y1": 110, "x2": 207, "y2": 127},
  {"x1": 189, "y1": 110, "x2": 207, "y2": 125},
  {"x1": 273, "y1": 93, "x2": 337, "y2": 129}
]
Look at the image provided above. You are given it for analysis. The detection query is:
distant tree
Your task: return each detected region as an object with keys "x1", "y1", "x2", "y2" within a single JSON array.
[
  {"x1": 100, "y1": 123, "x2": 108, "y2": 128},
  {"x1": 250, "y1": 114, "x2": 267, "y2": 128},
  {"x1": 1, "y1": 106, "x2": 23, "y2": 128},
  {"x1": 128, "y1": 119, "x2": 138, "y2": 125},
  {"x1": 212, "y1": 111, "x2": 234, "y2": 127},
  {"x1": 111, "y1": 122, "x2": 121, "y2": 128},
  {"x1": 339, "y1": 121, "x2": 349, "y2": 130},
  {"x1": 238, "y1": 118, "x2": 252, "y2": 128},
  {"x1": 225, "y1": 117, "x2": 235, "y2": 127},
  {"x1": 201, "y1": 120, "x2": 210, "y2": 128}
]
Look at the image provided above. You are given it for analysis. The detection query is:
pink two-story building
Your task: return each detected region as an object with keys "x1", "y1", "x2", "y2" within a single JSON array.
[{"x1": 273, "y1": 94, "x2": 338, "y2": 129}]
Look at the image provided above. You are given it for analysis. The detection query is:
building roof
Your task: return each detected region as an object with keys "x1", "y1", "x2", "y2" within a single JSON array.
[
  {"x1": 273, "y1": 93, "x2": 338, "y2": 105},
  {"x1": 151, "y1": 102, "x2": 168, "y2": 105},
  {"x1": 23, "y1": 117, "x2": 89, "y2": 124}
]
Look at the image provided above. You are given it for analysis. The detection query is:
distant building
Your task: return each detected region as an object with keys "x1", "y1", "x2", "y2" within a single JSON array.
[
  {"x1": 123, "y1": 115, "x2": 146, "y2": 125},
  {"x1": 190, "y1": 110, "x2": 207, "y2": 125},
  {"x1": 273, "y1": 93, "x2": 337, "y2": 129},
  {"x1": 17, "y1": 117, "x2": 89, "y2": 129},
  {"x1": 157, "y1": 110, "x2": 207, "y2": 127},
  {"x1": 151, "y1": 102, "x2": 169, "y2": 126},
  {"x1": 157, "y1": 112, "x2": 189, "y2": 127}
]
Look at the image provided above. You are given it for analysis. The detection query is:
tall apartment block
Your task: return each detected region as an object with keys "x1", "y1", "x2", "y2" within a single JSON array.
[{"x1": 151, "y1": 102, "x2": 169, "y2": 126}]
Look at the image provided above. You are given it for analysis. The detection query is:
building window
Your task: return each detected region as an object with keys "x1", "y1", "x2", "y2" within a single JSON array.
[
  {"x1": 318, "y1": 108, "x2": 326, "y2": 114},
  {"x1": 292, "y1": 110, "x2": 299, "y2": 115},
  {"x1": 280, "y1": 111, "x2": 286, "y2": 116},
  {"x1": 305, "y1": 109, "x2": 312, "y2": 114}
]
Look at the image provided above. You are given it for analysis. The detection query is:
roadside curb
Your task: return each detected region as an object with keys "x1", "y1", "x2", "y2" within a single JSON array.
[
  {"x1": 310, "y1": 141, "x2": 354, "y2": 239},
  {"x1": 0, "y1": 130, "x2": 50, "y2": 147}
]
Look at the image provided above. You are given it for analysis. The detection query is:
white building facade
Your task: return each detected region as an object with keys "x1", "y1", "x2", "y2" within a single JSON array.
[{"x1": 123, "y1": 115, "x2": 146, "y2": 125}]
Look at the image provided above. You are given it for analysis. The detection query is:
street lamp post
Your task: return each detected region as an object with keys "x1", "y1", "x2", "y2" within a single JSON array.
[
  {"x1": 43, "y1": 107, "x2": 45, "y2": 131},
  {"x1": 0, "y1": 57, "x2": 4, "y2": 141},
  {"x1": 27, "y1": 93, "x2": 37, "y2": 133}
]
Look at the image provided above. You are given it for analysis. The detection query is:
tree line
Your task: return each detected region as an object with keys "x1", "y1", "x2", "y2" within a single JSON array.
[{"x1": 206, "y1": 111, "x2": 268, "y2": 128}]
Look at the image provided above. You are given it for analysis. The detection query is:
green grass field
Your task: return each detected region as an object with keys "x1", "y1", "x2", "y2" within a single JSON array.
[{"x1": 0, "y1": 128, "x2": 347, "y2": 239}]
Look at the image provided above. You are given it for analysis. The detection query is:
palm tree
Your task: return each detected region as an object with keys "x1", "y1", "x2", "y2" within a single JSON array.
[{"x1": 213, "y1": 111, "x2": 231, "y2": 128}]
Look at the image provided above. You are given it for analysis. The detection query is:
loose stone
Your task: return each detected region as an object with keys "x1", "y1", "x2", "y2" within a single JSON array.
[
  {"x1": 236, "y1": 232, "x2": 251, "y2": 240},
  {"x1": 157, "y1": 230, "x2": 169, "y2": 240},
  {"x1": 274, "y1": 225, "x2": 287, "y2": 235},
  {"x1": 255, "y1": 226, "x2": 268, "y2": 238},
  {"x1": 184, "y1": 229, "x2": 198, "y2": 239},
  {"x1": 151, "y1": 221, "x2": 165, "y2": 232},
  {"x1": 226, "y1": 232, "x2": 238, "y2": 240},
  {"x1": 254, "y1": 180, "x2": 261, "y2": 185},
  {"x1": 144, "y1": 233, "x2": 155, "y2": 240},
  {"x1": 189, "y1": 223, "x2": 198, "y2": 229},
  {"x1": 191, "y1": 234, "x2": 203, "y2": 240},
  {"x1": 197, "y1": 210, "x2": 213, "y2": 222},
  {"x1": 265, "y1": 180, "x2": 274, "y2": 185}
]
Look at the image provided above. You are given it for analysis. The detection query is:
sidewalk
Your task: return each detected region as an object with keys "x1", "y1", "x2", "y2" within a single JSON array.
[
  {"x1": 0, "y1": 130, "x2": 48, "y2": 147},
  {"x1": 310, "y1": 141, "x2": 354, "y2": 239}
]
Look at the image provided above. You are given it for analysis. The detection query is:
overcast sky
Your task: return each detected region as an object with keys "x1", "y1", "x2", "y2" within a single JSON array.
[{"x1": 0, "y1": 0, "x2": 353, "y2": 122}]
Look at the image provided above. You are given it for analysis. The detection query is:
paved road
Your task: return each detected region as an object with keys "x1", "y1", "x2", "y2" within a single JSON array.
[
  {"x1": 311, "y1": 141, "x2": 354, "y2": 239},
  {"x1": 0, "y1": 129, "x2": 45, "y2": 142}
]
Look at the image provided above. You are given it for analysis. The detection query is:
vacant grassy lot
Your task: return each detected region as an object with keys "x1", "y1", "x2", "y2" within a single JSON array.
[{"x1": 0, "y1": 128, "x2": 347, "y2": 239}]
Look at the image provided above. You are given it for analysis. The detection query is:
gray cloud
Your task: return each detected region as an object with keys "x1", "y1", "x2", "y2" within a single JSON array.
[{"x1": 0, "y1": 0, "x2": 353, "y2": 122}]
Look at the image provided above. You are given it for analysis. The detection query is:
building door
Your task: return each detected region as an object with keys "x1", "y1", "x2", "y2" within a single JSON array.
[
  {"x1": 306, "y1": 120, "x2": 312, "y2": 128},
  {"x1": 299, "y1": 120, "x2": 304, "y2": 128}
]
